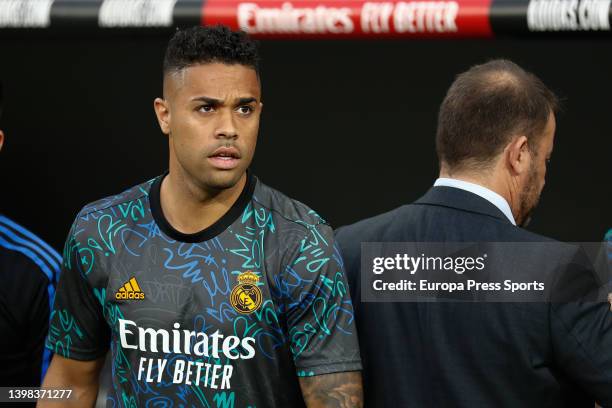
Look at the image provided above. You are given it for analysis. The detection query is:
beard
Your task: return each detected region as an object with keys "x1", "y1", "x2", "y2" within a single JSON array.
[{"x1": 517, "y1": 163, "x2": 542, "y2": 227}]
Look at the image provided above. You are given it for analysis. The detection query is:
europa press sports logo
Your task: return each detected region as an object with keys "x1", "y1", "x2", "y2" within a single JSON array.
[
  {"x1": 115, "y1": 277, "x2": 145, "y2": 300},
  {"x1": 230, "y1": 271, "x2": 262, "y2": 314}
]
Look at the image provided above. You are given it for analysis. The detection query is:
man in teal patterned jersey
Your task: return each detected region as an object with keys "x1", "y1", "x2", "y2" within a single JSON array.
[{"x1": 40, "y1": 26, "x2": 362, "y2": 408}]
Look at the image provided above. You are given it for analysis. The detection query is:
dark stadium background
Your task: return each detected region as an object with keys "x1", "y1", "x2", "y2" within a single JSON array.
[{"x1": 0, "y1": 34, "x2": 610, "y2": 250}]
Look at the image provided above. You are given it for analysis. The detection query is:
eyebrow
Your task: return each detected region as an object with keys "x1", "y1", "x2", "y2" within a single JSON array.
[
  {"x1": 192, "y1": 96, "x2": 222, "y2": 105},
  {"x1": 237, "y1": 97, "x2": 257, "y2": 105},
  {"x1": 191, "y1": 96, "x2": 258, "y2": 105}
]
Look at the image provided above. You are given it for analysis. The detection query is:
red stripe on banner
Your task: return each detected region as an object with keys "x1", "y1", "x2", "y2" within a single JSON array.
[{"x1": 202, "y1": 0, "x2": 493, "y2": 39}]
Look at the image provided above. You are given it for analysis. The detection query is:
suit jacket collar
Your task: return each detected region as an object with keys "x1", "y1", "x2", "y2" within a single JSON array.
[{"x1": 414, "y1": 186, "x2": 513, "y2": 224}]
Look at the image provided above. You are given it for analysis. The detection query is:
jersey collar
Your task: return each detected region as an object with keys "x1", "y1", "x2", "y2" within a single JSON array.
[{"x1": 149, "y1": 170, "x2": 256, "y2": 243}]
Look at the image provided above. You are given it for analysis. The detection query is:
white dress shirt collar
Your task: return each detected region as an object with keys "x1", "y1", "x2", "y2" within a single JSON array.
[{"x1": 434, "y1": 178, "x2": 516, "y2": 225}]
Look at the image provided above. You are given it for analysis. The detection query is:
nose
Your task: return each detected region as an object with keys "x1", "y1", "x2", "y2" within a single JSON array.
[{"x1": 215, "y1": 109, "x2": 238, "y2": 139}]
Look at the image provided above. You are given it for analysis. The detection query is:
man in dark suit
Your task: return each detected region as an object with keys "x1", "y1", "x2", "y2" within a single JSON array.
[{"x1": 336, "y1": 60, "x2": 612, "y2": 407}]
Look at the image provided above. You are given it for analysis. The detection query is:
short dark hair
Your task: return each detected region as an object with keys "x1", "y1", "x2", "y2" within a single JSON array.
[
  {"x1": 436, "y1": 59, "x2": 559, "y2": 171},
  {"x1": 163, "y1": 25, "x2": 260, "y2": 77}
]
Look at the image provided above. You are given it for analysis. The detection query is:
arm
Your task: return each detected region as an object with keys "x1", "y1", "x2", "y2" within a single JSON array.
[
  {"x1": 550, "y1": 247, "x2": 612, "y2": 405},
  {"x1": 281, "y1": 221, "x2": 363, "y2": 406},
  {"x1": 299, "y1": 371, "x2": 363, "y2": 408},
  {"x1": 40, "y1": 217, "x2": 110, "y2": 406},
  {"x1": 37, "y1": 354, "x2": 105, "y2": 407}
]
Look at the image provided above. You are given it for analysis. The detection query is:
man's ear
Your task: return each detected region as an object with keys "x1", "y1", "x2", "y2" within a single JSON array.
[
  {"x1": 259, "y1": 101, "x2": 263, "y2": 113},
  {"x1": 0, "y1": 130, "x2": 4, "y2": 152},
  {"x1": 153, "y1": 98, "x2": 171, "y2": 135},
  {"x1": 505, "y1": 135, "x2": 530, "y2": 176}
]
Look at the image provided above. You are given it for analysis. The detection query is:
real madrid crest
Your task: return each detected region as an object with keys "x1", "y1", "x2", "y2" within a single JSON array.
[{"x1": 230, "y1": 271, "x2": 263, "y2": 314}]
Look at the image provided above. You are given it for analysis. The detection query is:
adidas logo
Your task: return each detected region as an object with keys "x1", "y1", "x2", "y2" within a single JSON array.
[{"x1": 115, "y1": 277, "x2": 145, "y2": 300}]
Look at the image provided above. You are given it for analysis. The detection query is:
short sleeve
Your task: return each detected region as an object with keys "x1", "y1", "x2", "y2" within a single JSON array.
[
  {"x1": 283, "y1": 222, "x2": 362, "y2": 377},
  {"x1": 45, "y1": 219, "x2": 110, "y2": 360}
]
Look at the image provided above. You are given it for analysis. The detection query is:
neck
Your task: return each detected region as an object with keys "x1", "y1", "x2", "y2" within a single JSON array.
[
  {"x1": 439, "y1": 167, "x2": 516, "y2": 216},
  {"x1": 160, "y1": 168, "x2": 247, "y2": 235}
]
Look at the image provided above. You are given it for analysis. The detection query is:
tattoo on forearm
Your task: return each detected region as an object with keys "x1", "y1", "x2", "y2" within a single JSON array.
[{"x1": 299, "y1": 371, "x2": 363, "y2": 408}]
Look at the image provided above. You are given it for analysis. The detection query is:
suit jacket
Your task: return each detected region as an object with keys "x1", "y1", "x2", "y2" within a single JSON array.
[{"x1": 336, "y1": 186, "x2": 612, "y2": 407}]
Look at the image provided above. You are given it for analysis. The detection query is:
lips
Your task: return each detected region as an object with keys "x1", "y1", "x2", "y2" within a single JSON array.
[{"x1": 208, "y1": 146, "x2": 241, "y2": 170}]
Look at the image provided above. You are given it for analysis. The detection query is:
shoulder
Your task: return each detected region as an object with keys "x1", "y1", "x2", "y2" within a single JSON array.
[
  {"x1": 508, "y1": 227, "x2": 558, "y2": 243},
  {"x1": 62, "y1": 177, "x2": 158, "y2": 282},
  {"x1": 76, "y1": 177, "x2": 155, "y2": 220},
  {"x1": 252, "y1": 179, "x2": 331, "y2": 235},
  {"x1": 335, "y1": 205, "x2": 408, "y2": 256},
  {"x1": 499, "y1": 226, "x2": 574, "y2": 259},
  {"x1": 71, "y1": 177, "x2": 156, "y2": 234},
  {"x1": 0, "y1": 215, "x2": 61, "y2": 284}
]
